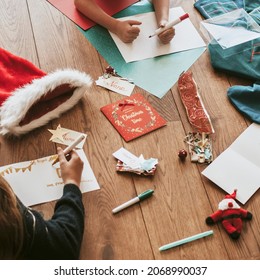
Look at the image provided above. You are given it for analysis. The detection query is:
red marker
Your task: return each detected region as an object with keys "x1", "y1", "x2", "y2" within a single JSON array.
[{"x1": 149, "y1": 13, "x2": 189, "y2": 38}]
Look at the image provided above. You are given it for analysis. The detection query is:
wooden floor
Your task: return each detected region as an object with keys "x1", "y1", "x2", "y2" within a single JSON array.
[{"x1": 0, "y1": 0, "x2": 259, "y2": 260}]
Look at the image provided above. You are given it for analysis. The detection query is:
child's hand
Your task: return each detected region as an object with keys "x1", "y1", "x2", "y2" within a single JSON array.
[
  {"x1": 158, "y1": 20, "x2": 175, "y2": 44},
  {"x1": 115, "y1": 20, "x2": 142, "y2": 43},
  {"x1": 57, "y1": 147, "x2": 84, "y2": 187}
]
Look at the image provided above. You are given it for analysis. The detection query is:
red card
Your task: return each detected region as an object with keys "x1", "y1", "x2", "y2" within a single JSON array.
[
  {"x1": 47, "y1": 0, "x2": 138, "y2": 30},
  {"x1": 100, "y1": 93, "x2": 167, "y2": 142}
]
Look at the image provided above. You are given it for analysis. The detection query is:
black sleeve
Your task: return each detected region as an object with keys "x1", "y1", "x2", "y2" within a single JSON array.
[{"x1": 26, "y1": 184, "x2": 85, "y2": 260}]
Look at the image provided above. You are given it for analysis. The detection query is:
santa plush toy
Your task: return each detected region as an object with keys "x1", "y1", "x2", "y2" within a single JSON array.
[
  {"x1": 0, "y1": 48, "x2": 92, "y2": 136},
  {"x1": 205, "y1": 190, "x2": 252, "y2": 239}
]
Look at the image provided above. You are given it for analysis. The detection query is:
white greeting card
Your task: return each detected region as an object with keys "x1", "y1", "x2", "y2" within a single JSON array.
[
  {"x1": 202, "y1": 123, "x2": 260, "y2": 204},
  {"x1": 0, "y1": 149, "x2": 100, "y2": 206},
  {"x1": 109, "y1": 7, "x2": 206, "y2": 63}
]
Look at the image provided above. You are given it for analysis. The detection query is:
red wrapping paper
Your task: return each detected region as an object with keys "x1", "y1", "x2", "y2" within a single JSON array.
[{"x1": 178, "y1": 71, "x2": 214, "y2": 134}]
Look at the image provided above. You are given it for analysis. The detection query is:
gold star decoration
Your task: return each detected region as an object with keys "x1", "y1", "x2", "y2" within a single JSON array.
[{"x1": 48, "y1": 124, "x2": 69, "y2": 143}]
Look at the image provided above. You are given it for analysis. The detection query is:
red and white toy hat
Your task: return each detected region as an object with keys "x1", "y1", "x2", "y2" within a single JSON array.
[
  {"x1": 225, "y1": 189, "x2": 237, "y2": 200},
  {"x1": 218, "y1": 189, "x2": 240, "y2": 210},
  {"x1": 0, "y1": 48, "x2": 92, "y2": 136}
]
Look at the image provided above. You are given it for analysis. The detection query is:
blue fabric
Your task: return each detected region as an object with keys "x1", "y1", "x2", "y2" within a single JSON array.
[{"x1": 227, "y1": 83, "x2": 260, "y2": 123}]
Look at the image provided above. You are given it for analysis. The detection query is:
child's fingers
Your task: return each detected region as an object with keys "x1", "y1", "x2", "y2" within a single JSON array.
[
  {"x1": 57, "y1": 147, "x2": 66, "y2": 163},
  {"x1": 69, "y1": 150, "x2": 79, "y2": 160},
  {"x1": 128, "y1": 20, "x2": 142, "y2": 26}
]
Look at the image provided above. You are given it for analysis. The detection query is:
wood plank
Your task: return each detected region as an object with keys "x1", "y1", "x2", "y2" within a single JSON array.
[
  {"x1": 0, "y1": 0, "x2": 53, "y2": 166},
  {"x1": 0, "y1": 0, "x2": 37, "y2": 62},
  {"x1": 0, "y1": 0, "x2": 258, "y2": 260}
]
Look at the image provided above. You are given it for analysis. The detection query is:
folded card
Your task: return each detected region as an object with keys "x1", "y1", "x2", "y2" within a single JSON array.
[{"x1": 202, "y1": 123, "x2": 260, "y2": 204}]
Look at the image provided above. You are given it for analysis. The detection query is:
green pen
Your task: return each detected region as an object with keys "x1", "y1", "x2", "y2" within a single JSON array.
[{"x1": 112, "y1": 189, "x2": 154, "y2": 214}]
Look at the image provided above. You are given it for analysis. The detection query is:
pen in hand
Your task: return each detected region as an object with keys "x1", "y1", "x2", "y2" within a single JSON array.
[
  {"x1": 52, "y1": 134, "x2": 85, "y2": 166},
  {"x1": 149, "y1": 13, "x2": 189, "y2": 38}
]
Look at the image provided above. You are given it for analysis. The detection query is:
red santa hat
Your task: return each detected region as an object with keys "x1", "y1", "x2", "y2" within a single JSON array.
[{"x1": 0, "y1": 48, "x2": 92, "y2": 136}]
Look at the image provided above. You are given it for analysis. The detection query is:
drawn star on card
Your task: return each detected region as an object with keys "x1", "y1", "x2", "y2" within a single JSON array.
[{"x1": 48, "y1": 125, "x2": 69, "y2": 143}]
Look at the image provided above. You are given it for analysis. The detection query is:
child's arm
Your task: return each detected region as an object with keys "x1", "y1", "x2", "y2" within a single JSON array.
[
  {"x1": 74, "y1": 0, "x2": 141, "y2": 43},
  {"x1": 152, "y1": 0, "x2": 175, "y2": 44},
  {"x1": 35, "y1": 150, "x2": 85, "y2": 259}
]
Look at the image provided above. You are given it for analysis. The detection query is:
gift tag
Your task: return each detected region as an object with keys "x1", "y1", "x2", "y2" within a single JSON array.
[{"x1": 96, "y1": 76, "x2": 134, "y2": 96}]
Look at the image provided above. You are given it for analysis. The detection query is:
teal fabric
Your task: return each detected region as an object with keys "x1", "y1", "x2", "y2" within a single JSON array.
[
  {"x1": 194, "y1": 0, "x2": 260, "y2": 81},
  {"x1": 195, "y1": 0, "x2": 260, "y2": 121},
  {"x1": 227, "y1": 83, "x2": 260, "y2": 123},
  {"x1": 245, "y1": 0, "x2": 260, "y2": 15},
  {"x1": 208, "y1": 38, "x2": 260, "y2": 81},
  {"x1": 194, "y1": 0, "x2": 260, "y2": 24},
  {"x1": 194, "y1": 0, "x2": 244, "y2": 18}
]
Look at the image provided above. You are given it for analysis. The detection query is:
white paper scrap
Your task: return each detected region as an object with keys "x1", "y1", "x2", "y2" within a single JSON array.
[{"x1": 113, "y1": 147, "x2": 140, "y2": 169}]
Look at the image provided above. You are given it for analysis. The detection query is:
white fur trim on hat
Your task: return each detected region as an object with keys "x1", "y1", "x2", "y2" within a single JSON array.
[{"x1": 0, "y1": 69, "x2": 92, "y2": 136}]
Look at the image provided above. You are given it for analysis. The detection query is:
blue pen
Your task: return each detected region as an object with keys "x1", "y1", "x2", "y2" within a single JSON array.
[{"x1": 159, "y1": 230, "x2": 214, "y2": 251}]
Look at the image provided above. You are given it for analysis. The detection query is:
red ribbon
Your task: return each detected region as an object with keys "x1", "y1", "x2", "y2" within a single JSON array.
[{"x1": 119, "y1": 101, "x2": 134, "y2": 111}]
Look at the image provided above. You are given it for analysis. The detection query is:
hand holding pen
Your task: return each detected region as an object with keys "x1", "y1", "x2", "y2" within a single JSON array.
[
  {"x1": 57, "y1": 148, "x2": 84, "y2": 187},
  {"x1": 52, "y1": 134, "x2": 85, "y2": 166},
  {"x1": 157, "y1": 22, "x2": 175, "y2": 44},
  {"x1": 149, "y1": 13, "x2": 189, "y2": 44}
]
